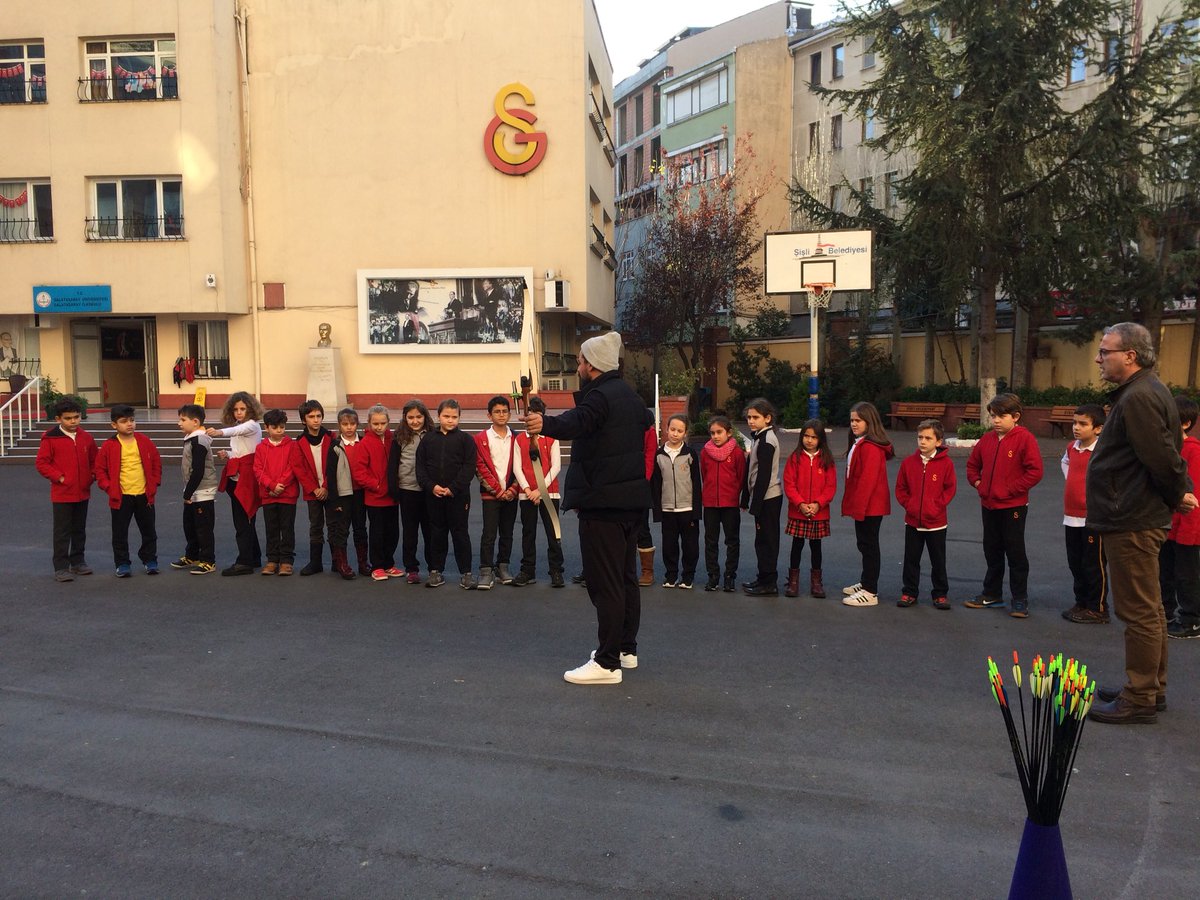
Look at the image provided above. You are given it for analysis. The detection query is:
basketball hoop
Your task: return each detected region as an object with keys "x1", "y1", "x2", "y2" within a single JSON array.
[{"x1": 804, "y1": 283, "x2": 834, "y2": 309}]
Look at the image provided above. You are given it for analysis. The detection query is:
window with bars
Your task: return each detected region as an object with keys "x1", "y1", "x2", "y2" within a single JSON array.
[
  {"x1": 180, "y1": 321, "x2": 230, "y2": 379},
  {"x1": 0, "y1": 180, "x2": 53, "y2": 241},
  {"x1": 81, "y1": 37, "x2": 176, "y2": 101},
  {"x1": 0, "y1": 41, "x2": 46, "y2": 104},
  {"x1": 87, "y1": 177, "x2": 183, "y2": 240}
]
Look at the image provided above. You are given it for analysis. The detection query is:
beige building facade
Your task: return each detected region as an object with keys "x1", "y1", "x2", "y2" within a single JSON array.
[{"x1": 1, "y1": 0, "x2": 615, "y2": 411}]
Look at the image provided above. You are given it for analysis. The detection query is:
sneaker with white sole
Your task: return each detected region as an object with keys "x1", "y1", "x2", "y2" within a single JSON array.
[
  {"x1": 842, "y1": 582, "x2": 863, "y2": 596},
  {"x1": 842, "y1": 589, "x2": 879, "y2": 607},
  {"x1": 564, "y1": 659, "x2": 622, "y2": 684},
  {"x1": 592, "y1": 650, "x2": 638, "y2": 669}
]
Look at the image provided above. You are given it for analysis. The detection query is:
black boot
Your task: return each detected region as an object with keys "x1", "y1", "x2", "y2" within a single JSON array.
[{"x1": 300, "y1": 543, "x2": 324, "y2": 576}]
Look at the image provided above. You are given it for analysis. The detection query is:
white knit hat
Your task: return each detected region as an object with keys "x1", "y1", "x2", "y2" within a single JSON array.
[{"x1": 580, "y1": 331, "x2": 623, "y2": 373}]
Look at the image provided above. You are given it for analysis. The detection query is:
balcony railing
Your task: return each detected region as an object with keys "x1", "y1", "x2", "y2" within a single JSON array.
[
  {"x1": 85, "y1": 215, "x2": 184, "y2": 241},
  {"x1": 77, "y1": 72, "x2": 178, "y2": 102},
  {"x1": 0, "y1": 77, "x2": 47, "y2": 104},
  {"x1": 0, "y1": 218, "x2": 54, "y2": 242}
]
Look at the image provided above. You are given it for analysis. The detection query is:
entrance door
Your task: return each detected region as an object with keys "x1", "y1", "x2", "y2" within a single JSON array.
[
  {"x1": 143, "y1": 319, "x2": 159, "y2": 407},
  {"x1": 69, "y1": 320, "x2": 103, "y2": 405}
]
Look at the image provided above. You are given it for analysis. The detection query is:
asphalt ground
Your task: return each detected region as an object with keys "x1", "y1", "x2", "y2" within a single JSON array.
[{"x1": 1, "y1": 431, "x2": 1198, "y2": 898}]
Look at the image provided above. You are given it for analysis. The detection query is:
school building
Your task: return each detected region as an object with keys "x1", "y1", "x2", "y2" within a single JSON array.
[{"x1": 0, "y1": 0, "x2": 616, "y2": 411}]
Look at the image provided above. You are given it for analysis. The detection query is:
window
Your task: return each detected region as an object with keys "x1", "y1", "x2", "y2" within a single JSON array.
[
  {"x1": 82, "y1": 37, "x2": 176, "y2": 101},
  {"x1": 0, "y1": 41, "x2": 46, "y2": 104},
  {"x1": 634, "y1": 94, "x2": 644, "y2": 136},
  {"x1": 0, "y1": 180, "x2": 53, "y2": 241},
  {"x1": 699, "y1": 143, "x2": 727, "y2": 181},
  {"x1": 617, "y1": 104, "x2": 627, "y2": 145},
  {"x1": 861, "y1": 35, "x2": 876, "y2": 70},
  {"x1": 832, "y1": 44, "x2": 845, "y2": 79},
  {"x1": 634, "y1": 146, "x2": 644, "y2": 186},
  {"x1": 831, "y1": 115, "x2": 843, "y2": 150},
  {"x1": 650, "y1": 136, "x2": 662, "y2": 177},
  {"x1": 652, "y1": 84, "x2": 661, "y2": 126},
  {"x1": 618, "y1": 155, "x2": 628, "y2": 194},
  {"x1": 618, "y1": 250, "x2": 636, "y2": 281},
  {"x1": 1067, "y1": 44, "x2": 1086, "y2": 84},
  {"x1": 809, "y1": 121, "x2": 821, "y2": 156},
  {"x1": 862, "y1": 107, "x2": 876, "y2": 141},
  {"x1": 180, "y1": 321, "x2": 230, "y2": 379},
  {"x1": 859, "y1": 177, "x2": 873, "y2": 203},
  {"x1": 810, "y1": 52, "x2": 821, "y2": 87},
  {"x1": 1102, "y1": 34, "x2": 1122, "y2": 75},
  {"x1": 830, "y1": 185, "x2": 845, "y2": 213},
  {"x1": 885, "y1": 171, "x2": 899, "y2": 210},
  {"x1": 664, "y1": 68, "x2": 728, "y2": 124},
  {"x1": 87, "y1": 177, "x2": 183, "y2": 240}
]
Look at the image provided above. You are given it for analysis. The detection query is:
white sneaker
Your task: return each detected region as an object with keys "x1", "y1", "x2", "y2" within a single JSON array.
[
  {"x1": 842, "y1": 589, "x2": 879, "y2": 607},
  {"x1": 842, "y1": 582, "x2": 863, "y2": 596},
  {"x1": 564, "y1": 659, "x2": 622, "y2": 684},
  {"x1": 592, "y1": 649, "x2": 638, "y2": 669}
]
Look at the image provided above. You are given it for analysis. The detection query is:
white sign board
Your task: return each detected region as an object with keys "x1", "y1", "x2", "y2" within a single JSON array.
[{"x1": 764, "y1": 229, "x2": 873, "y2": 294}]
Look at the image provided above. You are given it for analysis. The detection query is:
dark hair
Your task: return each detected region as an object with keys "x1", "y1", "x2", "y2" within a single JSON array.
[
  {"x1": 666, "y1": 413, "x2": 689, "y2": 430},
  {"x1": 298, "y1": 399, "x2": 325, "y2": 419},
  {"x1": 1176, "y1": 395, "x2": 1198, "y2": 431},
  {"x1": 488, "y1": 395, "x2": 511, "y2": 413},
  {"x1": 395, "y1": 398, "x2": 434, "y2": 446},
  {"x1": 110, "y1": 404, "x2": 136, "y2": 422},
  {"x1": 1074, "y1": 403, "x2": 1106, "y2": 428},
  {"x1": 986, "y1": 392, "x2": 1023, "y2": 417},
  {"x1": 917, "y1": 418, "x2": 944, "y2": 441},
  {"x1": 262, "y1": 408, "x2": 288, "y2": 427},
  {"x1": 221, "y1": 391, "x2": 264, "y2": 426},
  {"x1": 847, "y1": 401, "x2": 890, "y2": 453},
  {"x1": 796, "y1": 418, "x2": 835, "y2": 468},
  {"x1": 178, "y1": 403, "x2": 206, "y2": 423},
  {"x1": 336, "y1": 407, "x2": 359, "y2": 424},
  {"x1": 52, "y1": 398, "x2": 83, "y2": 417},
  {"x1": 437, "y1": 398, "x2": 461, "y2": 414},
  {"x1": 708, "y1": 414, "x2": 733, "y2": 434},
  {"x1": 744, "y1": 397, "x2": 777, "y2": 427},
  {"x1": 528, "y1": 395, "x2": 547, "y2": 415}
]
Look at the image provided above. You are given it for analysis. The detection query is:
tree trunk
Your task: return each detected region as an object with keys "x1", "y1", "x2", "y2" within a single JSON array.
[
  {"x1": 924, "y1": 324, "x2": 936, "y2": 385},
  {"x1": 1010, "y1": 303, "x2": 1028, "y2": 389},
  {"x1": 891, "y1": 310, "x2": 903, "y2": 368},
  {"x1": 978, "y1": 279, "x2": 998, "y2": 411},
  {"x1": 1189, "y1": 306, "x2": 1200, "y2": 389}
]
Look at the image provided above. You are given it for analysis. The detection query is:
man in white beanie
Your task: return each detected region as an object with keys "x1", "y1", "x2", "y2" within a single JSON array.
[{"x1": 525, "y1": 331, "x2": 653, "y2": 684}]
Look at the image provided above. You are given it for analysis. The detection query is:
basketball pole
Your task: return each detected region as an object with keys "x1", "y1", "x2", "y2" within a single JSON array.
[{"x1": 808, "y1": 296, "x2": 820, "y2": 420}]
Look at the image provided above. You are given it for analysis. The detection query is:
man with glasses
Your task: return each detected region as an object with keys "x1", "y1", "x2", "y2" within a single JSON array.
[{"x1": 1086, "y1": 322, "x2": 1196, "y2": 724}]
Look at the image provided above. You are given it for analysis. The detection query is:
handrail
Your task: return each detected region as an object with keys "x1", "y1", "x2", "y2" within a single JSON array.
[{"x1": 0, "y1": 376, "x2": 42, "y2": 456}]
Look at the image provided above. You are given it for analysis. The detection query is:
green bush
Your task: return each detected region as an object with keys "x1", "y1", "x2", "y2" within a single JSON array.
[
  {"x1": 820, "y1": 339, "x2": 902, "y2": 425},
  {"x1": 897, "y1": 383, "x2": 1114, "y2": 407},
  {"x1": 40, "y1": 376, "x2": 89, "y2": 419},
  {"x1": 956, "y1": 422, "x2": 988, "y2": 440},
  {"x1": 896, "y1": 383, "x2": 979, "y2": 403}
]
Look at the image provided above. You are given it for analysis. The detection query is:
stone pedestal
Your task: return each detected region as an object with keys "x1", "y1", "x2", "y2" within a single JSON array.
[{"x1": 307, "y1": 347, "x2": 346, "y2": 414}]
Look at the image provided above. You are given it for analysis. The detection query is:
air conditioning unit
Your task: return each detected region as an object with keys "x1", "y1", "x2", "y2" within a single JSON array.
[
  {"x1": 545, "y1": 280, "x2": 571, "y2": 310},
  {"x1": 546, "y1": 378, "x2": 562, "y2": 391}
]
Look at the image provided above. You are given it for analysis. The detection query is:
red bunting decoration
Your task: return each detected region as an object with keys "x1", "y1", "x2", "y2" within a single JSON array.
[
  {"x1": 0, "y1": 63, "x2": 25, "y2": 78},
  {"x1": 0, "y1": 189, "x2": 28, "y2": 209}
]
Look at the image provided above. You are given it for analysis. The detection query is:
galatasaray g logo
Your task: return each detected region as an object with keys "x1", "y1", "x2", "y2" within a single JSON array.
[{"x1": 483, "y1": 82, "x2": 548, "y2": 176}]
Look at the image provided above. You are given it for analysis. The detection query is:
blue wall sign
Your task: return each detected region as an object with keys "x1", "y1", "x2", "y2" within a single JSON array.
[{"x1": 32, "y1": 285, "x2": 113, "y2": 313}]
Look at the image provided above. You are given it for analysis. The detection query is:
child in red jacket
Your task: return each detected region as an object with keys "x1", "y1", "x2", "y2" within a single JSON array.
[
  {"x1": 35, "y1": 398, "x2": 98, "y2": 581},
  {"x1": 254, "y1": 409, "x2": 299, "y2": 575},
  {"x1": 964, "y1": 393, "x2": 1044, "y2": 618},
  {"x1": 700, "y1": 415, "x2": 747, "y2": 593},
  {"x1": 352, "y1": 403, "x2": 400, "y2": 581},
  {"x1": 474, "y1": 395, "x2": 519, "y2": 589},
  {"x1": 1163, "y1": 396, "x2": 1200, "y2": 639},
  {"x1": 94, "y1": 404, "x2": 163, "y2": 577},
  {"x1": 1060, "y1": 404, "x2": 1108, "y2": 624},
  {"x1": 894, "y1": 419, "x2": 957, "y2": 610},
  {"x1": 292, "y1": 399, "x2": 333, "y2": 576},
  {"x1": 841, "y1": 402, "x2": 894, "y2": 607},
  {"x1": 782, "y1": 419, "x2": 836, "y2": 599}
]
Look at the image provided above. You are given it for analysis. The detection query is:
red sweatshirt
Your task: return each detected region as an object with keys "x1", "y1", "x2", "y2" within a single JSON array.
[
  {"x1": 35, "y1": 425, "x2": 98, "y2": 503},
  {"x1": 474, "y1": 427, "x2": 517, "y2": 500},
  {"x1": 841, "y1": 437, "x2": 893, "y2": 520},
  {"x1": 292, "y1": 428, "x2": 333, "y2": 501},
  {"x1": 253, "y1": 437, "x2": 299, "y2": 504},
  {"x1": 352, "y1": 429, "x2": 396, "y2": 507},
  {"x1": 94, "y1": 432, "x2": 163, "y2": 508},
  {"x1": 782, "y1": 449, "x2": 836, "y2": 522},
  {"x1": 700, "y1": 439, "x2": 748, "y2": 508},
  {"x1": 966, "y1": 425, "x2": 1044, "y2": 510},
  {"x1": 1168, "y1": 435, "x2": 1200, "y2": 545},
  {"x1": 895, "y1": 445, "x2": 957, "y2": 529}
]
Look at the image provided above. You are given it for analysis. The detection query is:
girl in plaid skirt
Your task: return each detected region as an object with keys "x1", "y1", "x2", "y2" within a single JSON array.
[{"x1": 782, "y1": 419, "x2": 837, "y2": 598}]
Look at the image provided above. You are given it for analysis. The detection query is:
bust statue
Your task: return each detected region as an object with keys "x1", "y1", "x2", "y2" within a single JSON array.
[{"x1": 317, "y1": 322, "x2": 332, "y2": 348}]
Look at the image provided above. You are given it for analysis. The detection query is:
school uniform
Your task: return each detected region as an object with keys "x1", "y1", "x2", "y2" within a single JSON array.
[
  {"x1": 895, "y1": 444, "x2": 957, "y2": 600},
  {"x1": 328, "y1": 434, "x2": 368, "y2": 571},
  {"x1": 651, "y1": 441, "x2": 702, "y2": 584},
  {"x1": 215, "y1": 419, "x2": 263, "y2": 569},
  {"x1": 841, "y1": 436, "x2": 894, "y2": 596},
  {"x1": 475, "y1": 426, "x2": 518, "y2": 572},
  {"x1": 181, "y1": 430, "x2": 218, "y2": 565},
  {"x1": 254, "y1": 436, "x2": 299, "y2": 565},
  {"x1": 514, "y1": 432, "x2": 564, "y2": 579},
  {"x1": 741, "y1": 427, "x2": 783, "y2": 589},
  {"x1": 292, "y1": 427, "x2": 333, "y2": 571},
  {"x1": 35, "y1": 424, "x2": 98, "y2": 573},
  {"x1": 1161, "y1": 434, "x2": 1200, "y2": 627},
  {"x1": 352, "y1": 428, "x2": 399, "y2": 572},
  {"x1": 388, "y1": 432, "x2": 431, "y2": 575},
  {"x1": 416, "y1": 427, "x2": 477, "y2": 576},
  {"x1": 700, "y1": 438, "x2": 747, "y2": 586},
  {"x1": 1061, "y1": 440, "x2": 1107, "y2": 615},
  {"x1": 95, "y1": 432, "x2": 163, "y2": 568}
]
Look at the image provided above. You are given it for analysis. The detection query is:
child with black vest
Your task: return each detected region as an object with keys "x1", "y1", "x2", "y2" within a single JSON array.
[
  {"x1": 652, "y1": 413, "x2": 702, "y2": 589},
  {"x1": 741, "y1": 398, "x2": 783, "y2": 596},
  {"x1": 175, "y1": 403, "x2": 218, "y2": 574},
  {"x1": 292, "y1": 399, "x2": 333, "y2": 576},
  {"x1": 326, "y1": 407, "x2": 364, "y2": 579},
  {"x1": 94, "y1": 404, "x2": 163, "y2": 577}
]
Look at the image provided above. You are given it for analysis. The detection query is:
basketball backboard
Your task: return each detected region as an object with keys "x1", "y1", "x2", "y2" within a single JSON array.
[{"x1": 764, "y1": 229, "x2": 873, "y2": 295}]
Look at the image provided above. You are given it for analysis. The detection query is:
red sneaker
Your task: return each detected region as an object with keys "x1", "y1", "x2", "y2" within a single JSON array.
[
  {"x1": 406, "y1": 571, "x2": 421, "y2": 584},
  {"x1": 370, "y1": 569, "x2": 388, "y2": 582},
  {"x1": 385, "y1": 567, "x2": 404, "y2": 578}
]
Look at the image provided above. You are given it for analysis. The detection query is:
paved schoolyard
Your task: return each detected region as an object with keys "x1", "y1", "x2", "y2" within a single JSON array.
[{"x1": 1, "y1": 435, "x2": 1197, "y2": 898}]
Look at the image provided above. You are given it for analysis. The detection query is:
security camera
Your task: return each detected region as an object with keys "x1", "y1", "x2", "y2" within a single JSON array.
[
  {"x1": 545, "y1": 269, "x2": 556, "y2": 281},
  {"x1": 205, "y1": 274, "x2": 217, "y2": 288}
]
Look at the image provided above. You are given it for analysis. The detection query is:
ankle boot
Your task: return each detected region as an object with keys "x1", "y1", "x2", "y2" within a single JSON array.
[
  {"x1": 785, "y1": 568, "x2": 800, "y2": 597},
  {"x1": 638, "y1": 547, "x2": 655, "y2": 587},
  {"x1": 332, "y1": 547, "x2": 355, "y2": 580},
  {"x1": 810, "y1": 569, "x2": 826, "y2": 598},
  {"x1": 300, "y1": 543, "x2": 324, "y2": 576},
  {"x1": 355, "y1": 542, "x2": 371, "y2": 577}
]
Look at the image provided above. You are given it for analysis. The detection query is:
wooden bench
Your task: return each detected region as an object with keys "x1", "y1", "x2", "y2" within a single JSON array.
[
  {"x1": 1048, "y1": 405, "x2": 1077, "y2": 437},
  {"x1": 960, "y1": 404, "x2": 981, "y2": 423},
  {"x1": 889, "y1": 402, "x2": 946, "y2": 429}
]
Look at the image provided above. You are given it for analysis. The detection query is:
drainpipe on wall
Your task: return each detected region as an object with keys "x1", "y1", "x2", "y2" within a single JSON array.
[{"x1": 235, "y1": 3, "x2": 263, "y2": 397}]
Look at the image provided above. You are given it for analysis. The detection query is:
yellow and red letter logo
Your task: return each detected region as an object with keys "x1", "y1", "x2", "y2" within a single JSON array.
[{"x1": 484, "y1": 82, "x2": 548, "y2": 176}]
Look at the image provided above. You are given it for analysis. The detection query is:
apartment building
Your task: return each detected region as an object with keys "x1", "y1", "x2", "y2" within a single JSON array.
[{"x1": 1, "y1": 1, "x2": 616, "y2": 409}]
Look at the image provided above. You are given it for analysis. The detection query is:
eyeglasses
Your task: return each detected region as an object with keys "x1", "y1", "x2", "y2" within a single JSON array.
[{"x1": 1096, "y1": 347, "x2": 1129, "y2": 358}]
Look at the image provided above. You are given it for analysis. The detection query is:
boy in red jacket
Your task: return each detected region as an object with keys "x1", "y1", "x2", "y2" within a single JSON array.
[
  {"x1": 94, "y1": 404, "x2": 163, "y2": 577},
  {"x1": 292, "y1": 399, "x2": 333, "y2": 576},
  {"x1": 35, "y1": 398, "x2": 98, "y2": 582},
  {"x1": 254, "y1": 409, "x2": 299, "y2": 575},
  {"x1": 964, "y1": 393, "x2": 1044, "y2": 617},
  {"x1": 474, "y1": 395, "x2": 518, "y2": 589},
  {"x1": 1060, "y1": 404, "x2": 1108, "y2": 624},
  {"x1": 1163, "y1": 396, "x2": 1200, "y2": 639},
  {"x1": 894, "y1": 420, "x2": 957, "y2": 610}
]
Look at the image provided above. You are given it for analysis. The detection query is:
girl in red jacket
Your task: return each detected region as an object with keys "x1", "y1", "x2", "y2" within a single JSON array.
[
  {"x1": 782, "y1": 419, "x2": 836, "y2": 599},
  {"x1": 352, "y1": 403, "x2": 400, "y2": 581},
  {"x1": 699, "y1": 415, "x2": 747, "y2": 592},
  {"x1": 841, "y1": 402, "x2": 894, "y2": 607}
]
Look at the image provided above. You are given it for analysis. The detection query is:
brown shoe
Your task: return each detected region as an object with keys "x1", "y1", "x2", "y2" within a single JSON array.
[
  {"x1": 784, "y1": 568, "x2": 800, "y2": 598},
  {"x1": 1061, "y1": 604, "x2": 1084, "y2": 621},
  {"x1": 638, "y1": 548, "x2": 655, "y2": 587},
  {"x1": 260, "y1": 562, "x2": 278, "y2": 575},
  {"x1": 1088, "y1": 696, "x2": 1157, "y2": 725},
  {"x1": 1098, "y1": 686, "x2": 1166, "y2": 711},
  {"x1": 1066, "y1": 608, "x2": 1110, "y2": 624},
  {"x1": 277, "y1": 563, "x2": 293, "y2": 576},
  {"x1": 810, "y1": 569, "x2": 826, "y2": 599}
]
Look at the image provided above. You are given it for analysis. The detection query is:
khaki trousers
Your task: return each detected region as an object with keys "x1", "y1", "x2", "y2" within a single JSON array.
[{"x1": 1105, "y1": 528, "x2": 1169, "y2": 706}]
